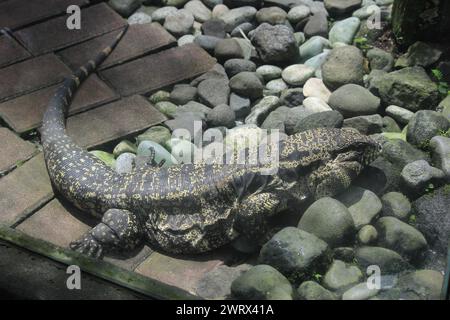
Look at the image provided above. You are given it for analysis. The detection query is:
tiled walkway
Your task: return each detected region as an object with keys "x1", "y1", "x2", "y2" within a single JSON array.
[{"x1": 0, "y1": 0, "x2": 224, "y2": 299}]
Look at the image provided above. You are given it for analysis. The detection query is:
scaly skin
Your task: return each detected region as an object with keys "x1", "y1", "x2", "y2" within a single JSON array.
[{"x1": 40, "y1": 27, "x2": 381, "y2": 258}]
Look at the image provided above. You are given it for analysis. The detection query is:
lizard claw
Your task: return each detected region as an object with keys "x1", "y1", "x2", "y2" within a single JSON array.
[{"x1": 70, "y1": 233, "x2": 104, "y2": 259}]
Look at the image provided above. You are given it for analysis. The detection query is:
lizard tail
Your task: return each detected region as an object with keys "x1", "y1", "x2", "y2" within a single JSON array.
[{"x1": 40, "y1": 26, "x2": 128, "y2": 139}]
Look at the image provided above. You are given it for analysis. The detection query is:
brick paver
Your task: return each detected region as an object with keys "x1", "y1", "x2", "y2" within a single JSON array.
[
  {"x1": 58, "y1": 23, "x2": 176, "y2": 71},
  {"x1": 0, "y1": 0, "x2": 88, "y2": 30},
  {"x1": 66, "y1": 95, "x2": 167, "y2": 149},
  {"x1": 105, "y1": 246, "x2": 154, "y2": 271},
  {"x1": 0, "y1": 128, "x2": 37, "y2": 174},
  {"x1": 14, "y1": 3, "x2": 127, "y2": 56},
  {"x1": 0, "y1": 35, "x2": 31, "y2": 68},
  {"x1": 16, "y1": 199, "x2": 95, "y2": 248},
  {"x1": 0, "y1": 74, "x2": 119, "y2": 134},
  {"x1": 100, "y1": 44, "x2": 216, "y2": 96},
  {"x1": 0, "y1": 153, "x2": 54, "y2": 226},
  {"x1": 0, "y1": 53, "x2": 70, "y2": 102}
]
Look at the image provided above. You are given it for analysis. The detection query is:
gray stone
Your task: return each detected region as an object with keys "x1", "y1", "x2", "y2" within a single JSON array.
[
  {"x1": 376, "y1": 216, "x2": 427, "y2": 259},
  {"x1": 353, "y1": 4, "x2": 380, "y2": 19},
  {"x1": 397, "y1": 270, "x2": 444, "y2": 300},
  {"x1": 108, "y1": 0, "x2": 140, "y2": 17},
  {"x1": 256, "y1": 65, "x2": 282, "y2": 81},
  {"x1": 357, "y1": 225, "x2": 378, "y2": 245},
  {"x1": 251, "y1": 23, "x2": 300, "y2": 65},
  {"x1": 113, "y1": 140, "x2": 137, "y2": 157},
  {"x1": 164, "y1": 9, "x2": 195, "y2": 37},
  {"x1": 329, "y1": 84, "x2": 380, "y2": 118},
  {"x1": 336, "y1": 186, "x2": 382, "y2": 230},
  {"x1": 304, "y1": 51, "x2": 330, "y2": 71},
  {"x1": 178, "y1": 34, "x2": 195, "y2": 46},
  {"x1": 165, "y1": 138, "x2": 198, "y2": 163},
  {"x1": 127, "y1": 12, "x2": 152, "y2": 24},
  {"x1": 224, "y1": 59, "x2": 256, "y2": 77},
  {"x1": 280, "y1": 88, "x2": 304, "y2": 107},
  {"x1": 325, "y1": 0, "x2": 362, "y2": 18},
  {"x1": 342, "y1": 282, "x2": 379, "y2": 300},
  {"x1": 256, "y1": 6, "x2": 288, "y2": 25},
  {"x1": 164, "y1": 114, "x2": 205, "y2": 141},
  {"x1": 401, "y1": 160, "x2": 445, "y2": 191},
  {"x1": 155, "y1": 101, "x2": 178, "y2": 118},
  {"x1": 354, "y1": 246, "x2": 408, "y2": 274},
  {"x1": 385, "y1": 105, "x2": 414, "y2": 125},
  {"x1": 293, "y1": 110, "x2": 343, "y2": 133},
  {"x1": 322, "y1": 46, "x2": 365, "y2": 90},
  {"x1": 381, "y1": 139, "x2": 429, "y2": 169},
  {"x1": 406, "y1": 111, "x2": 449, "y2": 147},
  {"x1": 430, "y1": 136, "x2": 450, "y2": 178},
  {"x1": 343, "y1": 114, "x2": 383, "y2": 135},
  {"x1": 137, "y1": 140, "x2": 178, "y2": 167},
  {"x1": 149, "y1": 90, "x2": 171, "y2": 104},
  {"x1": 281, "y1": 64, "x2": 315, "y2": 86},
  {"x1": 194, "y1": 35, "x2": 221, "y2": 52},
  {"x1": 259, "y1": 227, "x2": 330, "y2": 283},
  {"x1": 136, "y1": 125, "x2": 172, "y2": 145},
  {"x1": 396, "y1": 42, "x2": 442, "y2": 68},
  {"x1": 303, "y1": 12, "x2": 328, "y2": 38},
  {"x1": 198, "y1": 78, "x2": 230, "y2": 107},
  {"x1": 382, "y1": 116, "x2": 401, "y2": 134},
  {"x1": 245, "y1": 96, "x2": 280, "y2": 125},
  {"x1": 381, "y1": 192, "x2": 411, "y2": 221},
  {"x1": 329, "y1": 17, "x2": 361, "y2": 44},
  {"x1": 231, "y1": 265, "x2": 293, "y2": 300},
  {"x1": 299, "y1": 36, "x2": 330, "y2": 62},
  {"x1": 303, "y1": 78, "x2": 331, "y2": 102},
  {"x1": 302, "y1": 97, "x2": 332, "y2": 113},
  {"x1": 298, "y1": 197, "x2": 355, "y2": 247},
  {"x1": 287, "y1": 5, "x2": 311, "y2": 24},
  {"x1": 170, "y1": 85, "x2": 197, "y2": 105},
  {"x1": 184, "y1": 0, "x2": 212, "y2": 22},
  {"x1": 206, "y1": 104, "x2": 236, "y2": 128},
  {"x1": 367, "y1": 48, "x2": 394, "y2": 72},
  {"x1": 211, "y1": 3, "x2": 229, "y2": 18},
  {"x1": 266, "y1": 78, "x2": 288, "y2": 93},
  {"x1": 115, "y1": 152, "x2": 136, "y2": 174},
  {"x1": 176, "y1": 101, "x2": 211, "y2": 119},
  {"x1": 261, "y1": 106, "x2": 290, "y2": 131},
  {"x1": 323, "y1": 260, "x2": 363, "y2": 291},
  {"x1": 229, "y1": 93, "x2": 251, "y2": 119},
  {"x1": 229, "y1": 72, "x2": 264, "y2": 99},
  {"x1": 201, "y1": 18, "x2": 226, "y2": 38},
  {"x1": 214, "y1": 38, "x2": 245, "y2": 61},
  {"x1": 230, "y1": 22, "x2": 256, "y2": 37},
  {"x1": 151, "y1": 6, "x2": 178, "y2": 23},
  {"x1": 220, "y1": 6, "x2": 257, "y2": 32},
  {"x1": 297, "y1": 281, "x2": 337, "y2": 300}
]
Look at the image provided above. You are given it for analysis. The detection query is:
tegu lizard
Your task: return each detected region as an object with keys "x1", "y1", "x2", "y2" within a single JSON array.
[{"x1": 40, "y1": 27, "x2": 381, "y2": 258}]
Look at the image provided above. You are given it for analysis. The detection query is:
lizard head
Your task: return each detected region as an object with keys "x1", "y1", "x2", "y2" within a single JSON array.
[{"x1": 280, "y1": 128, "x2": 381, "y2": 200}]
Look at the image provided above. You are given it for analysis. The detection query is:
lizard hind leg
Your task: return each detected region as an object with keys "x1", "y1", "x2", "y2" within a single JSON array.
[{"x1": 70, "y1": 208, "x2": 144, "y2": 258}]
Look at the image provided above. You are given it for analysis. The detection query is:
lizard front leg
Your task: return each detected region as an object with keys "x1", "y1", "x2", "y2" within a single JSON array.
[{"x1": 70, "y1": 209, "x2": 144, "y2": 258}]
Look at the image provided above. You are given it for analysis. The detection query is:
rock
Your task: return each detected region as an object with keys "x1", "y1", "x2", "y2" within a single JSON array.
[
  {"x1": 178, "y1": 34, "x2": 195, "y2": 46},
  {"x1": 406, "y1": 111, "x2": 449, "y2": 147},
  {"x1": 266, "y1": 78, "x2": 288, "y2": 93},
  {"x1": 396, "y1": 42, "x2": 442, "y2": 68},
  {"x1": 324, "y1": 0, "x2": 362, "y2": 18},
  {"x1": 231, "y1": 22, "x2": 256, "y2": 37},
  {"x1": 215, "y1": 38, "x2": 244, "y2": 61},
  {"x1": 353, "y1": 4, "x2": 380, "y2": 19},
  {"x1": 245, "y1": 96, "x2": 280, "y2": 125},
  {"x1": 170, "y1": 85, "x2": 197, "y2": 105},
  {"x1": 299, "y1": 36, "x2": 330, "y2": 62},
  {"x1": 280, "y1": 88, "x2": 304, "y2": 107},
  {"x1": 164, "y1": 114, "x2": 204, "y2": 141},
  {"x1": 385, "y1": 105, "x2": 414, "y2": 125},
  {"x1": 322, "y1": 46, "x2": 365, "y2": 90},
  {"x1": 164, "y1": 9, "x2": 195, "y2": 37},
  {"x1": 108, "y1": 0, "x2": 140, "y2": 17},
  {"x1": 303, "y1": 12, "x2": 328, "y2": 38},
  {"x1": 137, "y1": 126, "x2": 172, "y2": 145},
  {"x1": 336, "y1": 186, "x2": 382, "y2": 230},
  {"x1": 224, "y1": 59, "x2": 256, "y2": 77},
  {"x1": 329, "y1": 17, "x2": 361, "y2": 44},
  {"x1": 206, "y1": 104, "x2": 236, "y2": 128},
  {"x1": 296, "y1": 281, "x2": 337, "y2": 300},
  {"x1": 155, "y1": 101, "x2": 178, "y2": 118},
  {"x1": 212, "y1": 3, "x2": 229, "y2": 18},
  {"x1": 397, "y1": 270, "x2": 444, "y2": 300},
  {"x1": 357, "y1": 225, "x2": 378, "y2": 245},
  {"x1": 200, "y1": 19, "x2": 225, "y2": 38},
  {"x1": 151, "y1": 6, "x2": 178, "y2": 23},
  {"x1": 261, "y1": 106, "x2": 290, "y2": 131},
  {"x1": 231, "y1": 265, "x2": 293, "y2": 300},
  {"x1": 354, "y1": 246, "x2": 408, "y2": 274},
  {"x1": 343, "y1": 114, "x2": 383, "y2": 135},
  {"x1": 438, "y1": 95, "x2": 450, "y2": 120},
  {"x1": 329, "y1": 84, "x2": 380, "y2": 118},
  {"x1": 128, "y1": 12, "x2": 152, "y2": 24},
  {"x1": 369, "y1": 67, "x2": 439, "y2": 112},
  {"x1": 342, "y1": 282, "x2": 379, "y2": 300},
  {"x1": 430, "y1": 136, "x2": 450, "y2": 178},
  {"x1": 381, "y1": 192, "x2": 411, "y2": 221},
  {"x1": 194, "y1": 34, "x2": 221, "y2": 52},
  {"x1": 198, "y1": 78, "x2": 230, "y2": 107},
  {"x1": 176, "y1": 101, "x2": 211, "y2": 119},
  {"x1": 149, "y1": 90, "x2": 171, "y2": 104},
  {"x1": 401, "y1": 160, "x2": 445, "y2": 192},
  {"x1": 89, "y1": 150, "x2": 116, "y2": 168},
  {"x1": 259, "y1": 227, "x2": 330, "y2": 283},
  {"x1": 376, "y1": 216, "x2": 427, "y2": 259},
  {"x1": 303, "y1": 97, "x2": 332, "y2": 113},
  {"x1": 219, "y1": 6, "x2": 257, "y2": 32},
  {"x1": 298, "y1": 197, "x2": 355, "y2": 247},
  {"x1": 287, "y1": 5, "x2": 310, "y2": 24},
  {"x1": 224, "y1": 124, "x2": 265, "y2": 152},
  {"x1": 184, "y1": 0, "x2": 212, "y2": 22},
  {"x1": 256, "y1": 6, "x2": 287, "y2": 25},
  {"x1": 304, "y1": 51, "x2": 330, "y2": 71},
  {"x1": 381, "y1": 139, "x2": 429, "y2": 169},
  {"x1": 229, "y1": 93, "x2": 251, "y2": 119},
  {"x1": 162, "y1": 0, "x2": 189, "y2": 7},
  {"x1": 251, "y1": 23, "x2": 299, "y2": 65},
  {"x1": 367, "y1": 48, "x2": 394, "y2": 72},
  {"x1": 323, "y1": 260, "x2": 363, "y2": 292},
  {"x1": 115, "y1": 152, "x2": 136, "y2": 174},
  {"x1": 256, "y1": 65, "x2": 282, "y2": 82},
  {"x1": 303, "y1": 78, "x2": 331, "y2": 102},
  {"x1": 413, "y1": 186, "x2": 450, "y2": 258},
  {"x1": 293, "y1": 110, "x2": 343, "y2": 133},
  {"x1": 196, "y1": 264, "x2": 251, "y2": 299},
  {"x1": 229, "y1": 72, "x2": 264, "y2": 99},
  {"x1": 333, "y1": 247, "x2": 355, "y2": 263},
  {"x1": 382, "y1": 116, "x2": 401, "y2": 134},
  {"x1": 137, "y1": 141, "x2": 178, "y2": 167},
  {"x1": 281, "y1": 64, "x2": 315, "y2": 86},
  {"x1": 113, "y1": 140, "x2": 137, "y2": 157},
  {"x1": 165, "y1": 138, "x2": 198, "y2": 163}
]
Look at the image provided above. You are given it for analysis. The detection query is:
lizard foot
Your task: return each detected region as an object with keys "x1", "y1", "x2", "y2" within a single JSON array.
[{"x1": 70, "y1": 233, "x2": 104, "y2": 259}]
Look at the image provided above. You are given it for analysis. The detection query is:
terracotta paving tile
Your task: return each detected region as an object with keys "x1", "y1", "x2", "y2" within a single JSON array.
[
  {"x1": 0, "y1": 74, "x2": 119, "y2": 133},
  {"x1": 100, "y1": 43, "x2": 216, "y2": 96},
  {"x1": 14, "y1": 3, "x2": 127, "y2": 56},
  {"x1": 0, "y1": 0, "x2": 89, "y2": 30},
  {"x1": 0, "y1": 54, "x2": 70, "y2": 102},
  {"x1": 0, "y1": 35, "x2": 31, "y2": 68},
  {"x1": 0, "y1": 127, "x2": 37, "y2": 174},
  {"x1": 66, "y1": 95, "x2": 167, "y2": 149},
  {"x1": 58, "y1": 23, "x2": 176, "y2": 71},
  {"x1": 0, "y1": 153, "x2": 54, "y2": 226}
]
